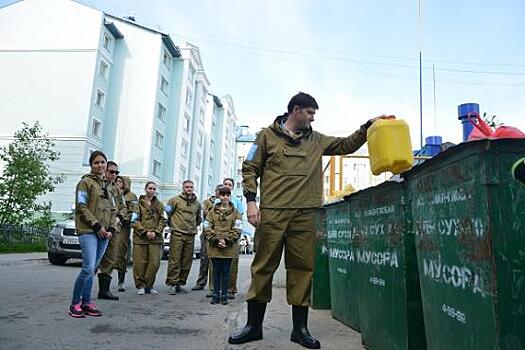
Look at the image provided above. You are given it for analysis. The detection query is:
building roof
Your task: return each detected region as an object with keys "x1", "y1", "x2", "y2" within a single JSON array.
[
  {"x1": 106, "y1": 14, "x2": 181, "y2": 57},
  {"x1": 103, "y1": 20, "x2": 123, "y2": 39}
]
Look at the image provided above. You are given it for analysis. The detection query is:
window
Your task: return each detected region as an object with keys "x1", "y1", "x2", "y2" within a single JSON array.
[
  {"x1": 188, "y1": 65, "x2": 195, "y2": 82},
  {"x1": 237, "y1": 156, "x2": 244, "y2": 164},
  {"x1": 208, "y1": 175, "x2": 212, "y2": 186},
  {"x1": 160, "y1": 76, "x2": 169, "y2": 95},
  {"x1": 185, "y1": 87, "x2": 193, "y2": 107},
  {"x1": 210, "y1": 139, "x2": 215, "y2": 150},
  {"x1": 98, "y1": 60, "x2": 109, "y2": 80},
  {"x1": 179, "y1": 165, "x2": 186, "y2": 181},
  {"x1": 157, "y1": 103, "x2": 166, "y2": 122},
  {"x1": 237, "y1": 169, "x2": 242, "y2": 176},
  {"x1": 153, "y1": 160, "x2": 161, "y2": 177},
  {"x1": 197, "y1": 131, "x2": 203, "y2": 146},
  {"x1": 163, "y1": 50, "x2": 171, "y2": 68},
  {"x1": 95, "y1": 89, "x2": 105, "y2": 109},
  {"x1": 209, "y1": 157, "x2": 214, "y2": 169},
  {"x1": 154, "y1": 131, "x2": 164, "y2": 149},
  {"x1": 183, "y1": 114, "x2": 190, "y2": 132},
  {"x1": 91, "y1": 119, "x2": 102, "y2": 138},
  {"x1": 102, "y1": 33, "x2": 112, "y2": 51},
  {"x1": 195, "y1": 175, "x2": 200, "y2": 187},
  {"x1": 199, "y1": 108, "x2": 205, "y2": 124},
  {"x1": 196, "y1": 152, "x2": 202, "y2": 169},
  {"x1": 181, "y1": 140, "x2": 188, "y2": 158}
]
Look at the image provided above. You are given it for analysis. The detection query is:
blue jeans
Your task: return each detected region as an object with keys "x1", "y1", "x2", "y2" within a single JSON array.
[
  {"x1": 71, "y1": 233, "x2": 109, "y2": 305},
  {"x1": 211, "y1": 258, "x2": 232, "y2": 299}
]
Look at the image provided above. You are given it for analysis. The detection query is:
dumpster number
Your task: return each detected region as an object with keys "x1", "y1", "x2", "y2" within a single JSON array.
[
  {"x1": 369, "y1": 276, "x2": 385, "y2": 287},
  {"x1": 442, "y1": 304, "x2": 466, "y2": 324}
]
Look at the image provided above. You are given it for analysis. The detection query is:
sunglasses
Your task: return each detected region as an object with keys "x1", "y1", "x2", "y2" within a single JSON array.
[{"x1": 109, "y1": 170, "x2": 120, "y2": 175}]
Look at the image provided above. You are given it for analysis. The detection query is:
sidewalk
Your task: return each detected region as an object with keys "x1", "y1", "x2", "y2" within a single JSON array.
[
  {"x1": 0, "y1": 252, "x2": 47, "y2": 266},
  {"x1": 227, "y1": 287, "x2": 364, "y2": 350}
]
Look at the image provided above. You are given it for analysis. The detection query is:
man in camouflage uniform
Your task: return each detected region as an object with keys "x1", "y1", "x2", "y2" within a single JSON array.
[
  {"x1": 229, "y1": 92, "x2": 390, "y2": 349},
  {"x1": 165, "y1": 180, "x2": 202, "y2": 294},
  {"x1": 97, "y1": 161, "x2": 127, "y2": 300}
]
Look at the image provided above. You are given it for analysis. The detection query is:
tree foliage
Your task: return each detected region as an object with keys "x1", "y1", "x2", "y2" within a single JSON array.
[{"x1": 0, "y1": 121, "x2": 64, "y2": 225}]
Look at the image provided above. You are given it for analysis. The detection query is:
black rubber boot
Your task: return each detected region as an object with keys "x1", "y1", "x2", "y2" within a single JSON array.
[
  {"x1": 228, "y1": 301, "x2": 267, "y2": 344},
  {"x1": 98, "y1": 274, "x2": 119, "y2": 300},
  {"x1": 118, "y1": 272, "x2": 126, "y2": 292},
  {"x1": 290, "y1": 305, "x2": 321, "y2": 349}
]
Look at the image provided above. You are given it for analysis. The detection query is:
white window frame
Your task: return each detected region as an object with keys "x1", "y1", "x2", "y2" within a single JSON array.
[
  {"x1": 160, "y1": 76, "x2": 169, "y2": 95},
  {"x1": 157, "y1": 103, "x2": 166, "y2": 122},
  {"x1": 95, "y1": 89, "x2": 106, "y2": 109},
  {"x1": 91, "y1": 118, "x2": 102, "y2": 138},
  {"x1": 102, "y1": 33, "x2": 112, "y2": 51},
  {"x1": 154, "y1": 131, "x2": 164, "y2": 150},
  {"x1": 183, "y1": 114, "x2": 190, "y2": 132},
  {"x1": 163, "y1": 50, "x2": 171, "y2": 69},
  {"x1": 153, "y1": 160, "x2": 162, "y2": 177},
  {"x1": 181, "y1": 140, "x2": 188, "y2": 158},
  {"x1": 197, "y1": 131, "x2": 203, "y2": 146},
  {"x1": 196, "y1": 152, "x2": 202, "y2": 169},
  {"x1": 179, "y1": 165, "x2": 186, "y2": 181},
  {"x1": 98, "y1": 59, "x2": 109, "y2": 80},
  {"x1": 185, "y1": 87, "x2": 193, "y2": 107}
]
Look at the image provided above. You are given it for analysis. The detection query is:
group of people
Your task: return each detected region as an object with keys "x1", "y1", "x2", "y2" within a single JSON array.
[
  {"x1": 69, "y1": 92, "x2": 388, "y2": 350},
  {"x1": 69, "y1": 150, "x2": 245, "y2": 317}
]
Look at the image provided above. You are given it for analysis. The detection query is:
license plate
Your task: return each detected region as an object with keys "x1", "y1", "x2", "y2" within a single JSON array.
[{"x1": 63, "y1": 236, "x2": 79, "y2": 245}]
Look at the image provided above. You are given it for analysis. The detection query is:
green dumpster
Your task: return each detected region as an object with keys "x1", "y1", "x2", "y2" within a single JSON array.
[
  {"x1": 311, "y1": 207, "x2": 331, "y2": 309},
  {"x1": 326, "y1": 200, "x2": 360, "y2": 330},
  {"x1": 405, "y1": 139, "x2": 525, "y2": 349},
  {"x1": 347, "y1": 181, "x2": 426, "y2": 350}
]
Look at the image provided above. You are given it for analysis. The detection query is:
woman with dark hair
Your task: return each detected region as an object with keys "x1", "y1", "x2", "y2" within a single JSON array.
[
  {"x1": 132, "y1": 181, "x2": 166, "y2": 295},
  {"x1": 69, "y1": 150, "x2": 117, "y2": 318}
]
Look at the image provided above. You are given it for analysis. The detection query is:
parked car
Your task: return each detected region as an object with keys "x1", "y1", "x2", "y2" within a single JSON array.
[
  {"x1": 162, "y1": 227, "x2": 202, "y2": 260},
  {"x1": 47, "y1": 219, "x2": 81, "y2": 265},
  {"x1": 47, "y1": 219, "x2": 133, "y2": 265}
]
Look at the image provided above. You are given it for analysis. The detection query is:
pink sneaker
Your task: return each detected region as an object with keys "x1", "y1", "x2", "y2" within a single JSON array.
[
  {"x1": 81, "y1": 303, "x2": 102, "y2": 317},
  {"x1": 69, "y1": 303, "x2": 85, "y2": 318}
]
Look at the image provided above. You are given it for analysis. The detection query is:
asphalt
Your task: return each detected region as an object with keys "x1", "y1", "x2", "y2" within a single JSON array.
[{"x1": 0, "y1": 252, "x2": 364, "y2": 350}]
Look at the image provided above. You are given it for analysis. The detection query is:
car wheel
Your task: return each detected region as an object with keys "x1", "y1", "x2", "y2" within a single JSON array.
[
  {"x1": 48, "y1": 252, "x2": 67, "y2": 265},
  {"x1": 195, "y1": 253, "x2": 201, "y2": 259}
]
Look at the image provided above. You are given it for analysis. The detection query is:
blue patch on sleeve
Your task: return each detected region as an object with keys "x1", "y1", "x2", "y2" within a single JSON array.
[
  {"x1": 246, "y1": 144, "x2": 259, "y2": 161},
  {"x1": 165, "y1": 205, "x2": 172, "y2": 214},
  {"x1": 203, "y1": 220, "x2": 210, "y2": 229},
  {"x1": 131, "y1": 212, "x2": 138, "y2": 223},
  {"x1": 77, "y1": 191, "x2": 88, "y2": 205}
]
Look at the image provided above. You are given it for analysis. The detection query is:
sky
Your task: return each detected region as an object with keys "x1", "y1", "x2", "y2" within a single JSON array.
[{"x1": 3, "y1": 0, "x2": 524, "y2": 146}]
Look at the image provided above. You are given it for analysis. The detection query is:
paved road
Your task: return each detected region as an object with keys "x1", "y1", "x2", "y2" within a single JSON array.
[{"x1": 0, "y1": 253, "x2": 363, "y2": 350}]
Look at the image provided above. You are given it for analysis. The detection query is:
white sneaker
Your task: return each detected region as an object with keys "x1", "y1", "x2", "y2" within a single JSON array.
[
  {"x1": 168, "y1": 285, "x2": 177, "y2": 295},
  {"x1": 137, "y1": 288, "x2": 145, "y2": 295},
  {"x1": 149, "y1": 288, "x2": 159, "y2": 295}
]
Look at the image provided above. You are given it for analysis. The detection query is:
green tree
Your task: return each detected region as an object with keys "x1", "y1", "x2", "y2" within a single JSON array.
[{"x1": 0, "y1": 121, "x2": 64, "y2": 225}]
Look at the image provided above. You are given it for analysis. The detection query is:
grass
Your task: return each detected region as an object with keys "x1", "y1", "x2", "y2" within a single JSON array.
[{"x1": 0, "y1": 241, "x2": 47, "y2": 254}]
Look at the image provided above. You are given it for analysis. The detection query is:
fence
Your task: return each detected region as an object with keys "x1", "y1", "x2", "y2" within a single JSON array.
[{"x1": 0, "y1": 224, "x2": 49, "y2": 246}]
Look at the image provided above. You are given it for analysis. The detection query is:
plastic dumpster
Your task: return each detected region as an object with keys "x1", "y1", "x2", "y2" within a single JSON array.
[
  {"x1": 325, "y1": 200, "x2": 360, "y2": 330},
  {"x1": 311, "y1": 207, "x2": 331, "y2": 309},
  {"x1": 405, "y1": 139, "x2": 525, "y2": 350},
  {"x1": 347, "y1": 181, "x2": 426, "y2": 350}
]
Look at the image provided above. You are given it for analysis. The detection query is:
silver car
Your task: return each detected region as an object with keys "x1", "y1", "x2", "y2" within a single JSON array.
[
  {"x1": 47, "y1": 219, "x2": 81, "y2": 265},
  {"x1": 162, "y1": 227, "x2": 202, "y2": 260}
]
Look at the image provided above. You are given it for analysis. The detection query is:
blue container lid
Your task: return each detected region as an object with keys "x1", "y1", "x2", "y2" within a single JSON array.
[{"x1": 458, "y1": 103, "x2": 480, "y2": 119}]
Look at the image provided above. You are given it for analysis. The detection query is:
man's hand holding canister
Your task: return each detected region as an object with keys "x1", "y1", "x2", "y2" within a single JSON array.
[{"x1": 247, "y1": 201, "x2": 260, "y2": 227}]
